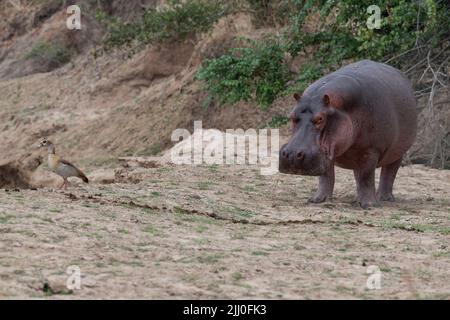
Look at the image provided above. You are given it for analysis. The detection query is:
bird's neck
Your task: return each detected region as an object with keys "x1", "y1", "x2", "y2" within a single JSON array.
[
  {"x1": 47, "y1": 152, "x2": 59, "y2": 171},
  {"x1": 47, "y1": 145, "x2": 56, "y2": 154}
]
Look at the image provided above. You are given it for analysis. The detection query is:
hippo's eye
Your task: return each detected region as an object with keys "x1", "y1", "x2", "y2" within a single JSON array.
[
  {"x1": 313, "y1": 117, "x2": 323, "y2": 124},
  {"x1": 312, "y1": 113, "x2": 326, "y2": 130}
]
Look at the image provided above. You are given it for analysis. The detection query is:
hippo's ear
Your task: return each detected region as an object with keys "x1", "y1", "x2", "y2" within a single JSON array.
[
  {"x1": 293, "y1": 92, "x2": 302, "y2": 101},
  {"x1": 323, "y1": 92, "x2": 344, "y2": 109}
]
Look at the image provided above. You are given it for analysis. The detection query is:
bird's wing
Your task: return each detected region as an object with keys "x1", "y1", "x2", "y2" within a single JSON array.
[
  {"x1": 60, "y1": 158, "x2": 89, "y2": 182},
  {"x1": 59, "y1": 158, "x2": 78, "y2": 169}
]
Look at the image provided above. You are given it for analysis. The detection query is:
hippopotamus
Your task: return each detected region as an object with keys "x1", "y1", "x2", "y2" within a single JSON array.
[{"x1": 279, "y1": 60, "x2": 417, "y2": 208}]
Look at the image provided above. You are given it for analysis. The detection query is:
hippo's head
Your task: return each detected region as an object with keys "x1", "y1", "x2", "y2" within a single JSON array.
[{"x1": 279, "y1": 90, "x2": 354, "y2": 176}]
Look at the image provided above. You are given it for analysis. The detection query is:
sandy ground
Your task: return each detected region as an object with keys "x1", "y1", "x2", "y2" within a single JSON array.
[{"x1": 0, "y1": 162, "x2": 449, "y2": 299}]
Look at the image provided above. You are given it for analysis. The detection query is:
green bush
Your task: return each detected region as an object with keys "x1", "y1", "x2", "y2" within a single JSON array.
[
  {"x1": 196, "y1": 39, "x2": 291, "y2": 109},
  {"x1": 279, "y1": 0, "x2": 449, "y2": 99},
  {"x1": 25, "y1": 41, "x2": 71, "y2": 67},
  {"x1": 97, "y1": 0, "x2": 226, "y2": 49},
  {"x1": 197, "y1": 0, "x2": 449, "y2": 109},
  {"x1": 244, "y1": 0, "x2": 300, "y2": 27},
  {"x1": 96, "y1": 0, "x2": 448, "y2": 112},
  {"x1": 289, "y1": 63, "x2": 323, "y2": 94},
  {"x1": 284, "y1": 0, "x2": 447, "y2": 66},
  {"x1": 266, "y1": 114, "x2": 289, "y2": 128}
]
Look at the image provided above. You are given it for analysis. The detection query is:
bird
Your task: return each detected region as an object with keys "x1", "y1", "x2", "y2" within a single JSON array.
[{"x1": 38, "y1": 138, "x2": 89, "y2": 189}]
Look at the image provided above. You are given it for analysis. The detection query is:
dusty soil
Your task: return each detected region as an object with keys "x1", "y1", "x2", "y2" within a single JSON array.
[{"x1": 0, "y1": 162, "x2": 449, "y2": 299}]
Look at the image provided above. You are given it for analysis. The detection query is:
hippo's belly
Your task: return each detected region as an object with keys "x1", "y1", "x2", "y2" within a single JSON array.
[{"x1": 334, "y1": 140, "x2": 412, "y2": 170}]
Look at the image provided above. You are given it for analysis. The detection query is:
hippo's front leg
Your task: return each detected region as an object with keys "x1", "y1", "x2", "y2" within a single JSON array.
[
  {"x1": 353, "y1": 151, "x2": 379, "y2": 209},
  {"x1": 309, "y1": 165, "x2": 335, "y2": 203}
]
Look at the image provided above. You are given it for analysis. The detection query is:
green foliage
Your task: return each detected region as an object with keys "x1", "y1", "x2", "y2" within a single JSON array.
[
  {"x1": 25, "y1": 41, "x2": 71, "y2": 67},
  {"x1": 196, "y1": 39, "x2": 291, "y2": 109},
  {"x1": 266, "y1": 114, "x2": 289, "y2": 128},
  {"x1": 96, "y1": 0, "x2": 449, "y2": 113},
  {"x1": 95, "y1": 11, "x2": 139, "y2": 49},
  {"x1": 244, "y1": 0, "x2": 301, "y2": 27},
  {"x1": 97, "y1": 0, "x2": 226, "y2": 49},
  {"x1": 279, "y1": 0, "x2": 450, "y2": 101},
  {"x1": 198, "y1": 0, "x2": 449, "y2": 109},
  {"x1": 284, "y1": 0, "x2": 447, "y2": 66},
  {"x1": 289, "y1": 63, "x2": 323, "y2": 93}
]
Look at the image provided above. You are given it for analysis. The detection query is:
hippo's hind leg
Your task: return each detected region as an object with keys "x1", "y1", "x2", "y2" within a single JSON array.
[
  {"x1": 309, "y1": 165, "x2": 335, "y2": 203},
  {"x1": 377, "y1": 157, "x2": 402, "y2": 201},
  {"x1": 353, "y1": 151, "x2": 380, "y2": 209}
]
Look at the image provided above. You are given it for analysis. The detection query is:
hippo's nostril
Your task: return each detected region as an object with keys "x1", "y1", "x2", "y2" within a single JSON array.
[
  {"x1": 296, "y1": 151, "x2": 304, "y2": 161},
  {"x1": 281, "y1": 150, "x2": 289, "y2": 159}
]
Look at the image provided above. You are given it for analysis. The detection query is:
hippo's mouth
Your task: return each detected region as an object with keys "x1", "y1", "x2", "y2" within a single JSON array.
[
  {"x1": 278, "y1": 165, "x2": 326, "y2": 176},
  {"x1": 278, "y1": 144, "x2": 332, "y2": 176}
]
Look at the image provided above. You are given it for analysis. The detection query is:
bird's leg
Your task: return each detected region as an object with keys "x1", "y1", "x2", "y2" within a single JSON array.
[
  {"x1": 65, "y1": 180, "x2": 70, "y2": 189},
  {"x1": 59, "y1": 179, "x2": 66, "y2": 189}
]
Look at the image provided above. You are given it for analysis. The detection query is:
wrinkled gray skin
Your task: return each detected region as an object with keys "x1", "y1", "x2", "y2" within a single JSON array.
[{"x1": 279, "y1": 60, "x2": 418, "y2": 209}]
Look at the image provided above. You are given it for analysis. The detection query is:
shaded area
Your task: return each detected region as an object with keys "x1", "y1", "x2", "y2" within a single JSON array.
[{"x1": 0, "y1": 153, "x2": 42, "y2": 189}]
